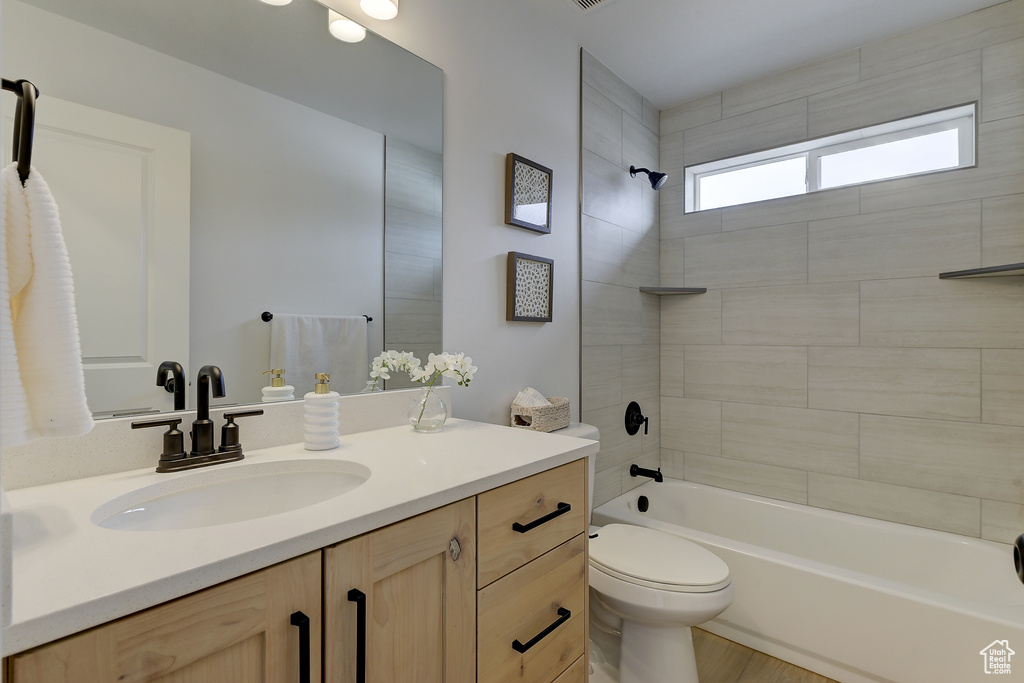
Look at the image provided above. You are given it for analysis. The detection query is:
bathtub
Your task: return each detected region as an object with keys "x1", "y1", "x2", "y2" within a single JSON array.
[{"x1": 592, "y1": 478, "x2": 1024, "y2": 683}]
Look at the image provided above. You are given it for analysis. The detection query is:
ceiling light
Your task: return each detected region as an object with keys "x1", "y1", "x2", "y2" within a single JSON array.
[
  {"x1": 360, "y1": 0, "x2": 398, "y2": 20},
  {"x1": 259, "y1": 0, "x2": 293, "y2": 5},
  {"x1": 328, "y1": 10, "x2": 367, "y2": 42}
]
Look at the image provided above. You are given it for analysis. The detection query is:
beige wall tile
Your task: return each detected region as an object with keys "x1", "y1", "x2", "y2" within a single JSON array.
[
  {"x1": 660, "y1": 447, "x2": 685, "y2": 479},
  {"x1": 982, "y1": 194, "x2": 1024, "y2": 266},
  {"x1": 386, "y1": 206, "x2": 442, "y2": 260},
  {"x1": 860, "y1": 0, "x2": 1024, "y2": 80},
  {"x1": 683, "y1": 99, "x2": 808, "y2": 167},
  {"x1": 582, "y1": 215, "x2": 623, "y2": 286},
  {"x1": 722, "y1": 403, "x2": 859, "y2": 476},
  {"x1": 685, "y1": 345, "x2": 808, "y2": 407},
  {"x1": 624, "y1": 110, "x2": 660, "y2": 173},
  {"x1": 660, "y1": 237, "x2": 685, "y2": 287},
  {"x1": 861, "y1": 277, "x2": 1024, "y2": 348},
  {"x1": 723, "y1": 50, "x2": 861, "y2": 119},
  {"x1": 661, "y1": 92, "x2": 722, "y2": 136},
  {"x1": 982, "y1": 499, "x2": 1024, "y2": 544},
  {"x1": 660, "y1": 344, "x2": 685, "y2": 398},
  {"x1": 663, "y1": 203, "x2": 722, "y2": 240},
  {"x1": 809, "y1": 347, "x2": 981, "y2": 421},
  {"x1": 623, "y1": 223, "x2": 659, "y2": 288},
  {"x1": 860, "y1": 117, "x2": 1024, "y2": 214},
  {"x1": 593, "y1": 465, "x2": 623, "y2": 508},
  {"x1": 861, "y1": 414, "x2": 1024, "y2": 503},
  {"x1": 808, "y1": 202, "x2": 981, "y2": 283},
  {"x1": 661, "y1": 130, "x2": 685, "y2": 189},
  {"x1": 584, "y1": 402, "x2": 642, "y2": 475},
  {"x1": 622, "y1": 344, "x2": 660, "y2": 401},
  {"x1": 641, "y1": 290, "x2": 660, "y2": 346},
  {"x1": 722, "y1": 282, "x2": 859, "y2": 346},
  {"x1": 808, "y1": 51, "x2": 981, "y2": 138},
  {"x1": 385, "y1": 252, "x2": 436, "y2": 301},
  {"x1": 684, "y1": 223, "x2": 808, "y2": 289},
  {"x1": 583, "y1": 149, "x2": 643, "y2": 231},
  {"x1": 582, "y1": 49, "x2": 643, "y2": 122},
  {"x1": 383, "y1": 297, "x2": 441, "y2": 345},
  {"x1": 661, "y1": 289, "x2": 722, "y2": 346},
  {"x1": 581, "y1": 345, "x2": 622, "y2": 412},
  {"x1": 582, "y1": 82, "x2": 622, "y2": 164},
  {"x1": 982, "y1": 349, "x2": 1024, "y2": 426},
  {"x1": 582, "y1": 280, "x2": 642, "y2": 346},
  {"x1": 684, "y1": 452, "x2": 808, "y2": 504},
  {"x1": 642, "y1": 98, "x2": 660, "y2": 135},
  {"x1": 721, "y1": 187, "x2": 860, "y2": 233},
  {"x1": 983, "y1": 37, "x2": 1024, "y2": 122},
  {"x1": 808, "y1": 474, "x2": 981, "y2": 537},
  {"x1": 662, "y1": 397, "x2": 721, "y2": 456}
]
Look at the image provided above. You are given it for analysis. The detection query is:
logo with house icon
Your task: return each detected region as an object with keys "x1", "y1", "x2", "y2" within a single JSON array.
[{"x1": 980, "y1": 640, "x2": 1015, "y2": 675}]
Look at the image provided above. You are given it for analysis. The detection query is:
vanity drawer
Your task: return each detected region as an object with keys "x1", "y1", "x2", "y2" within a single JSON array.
[
  {"x1": 552, "y1": 655, "x2": 587, "y2": 683},
  {"x1": 477, "y1": 459, "x2": 585, "y2": 587},
  {"x1": 477, "y1": 535, "x2": 586, "y2": 683}
]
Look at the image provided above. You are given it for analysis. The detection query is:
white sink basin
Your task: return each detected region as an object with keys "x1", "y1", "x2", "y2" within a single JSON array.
[{"x1": 92, "y1": 459, "x2": 371, "y2": 531}]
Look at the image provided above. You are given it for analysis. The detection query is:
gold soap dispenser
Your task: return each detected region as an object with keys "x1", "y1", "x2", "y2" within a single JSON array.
[{"x1": 261, "y1": 369, "x2": 295, "y2": 402}]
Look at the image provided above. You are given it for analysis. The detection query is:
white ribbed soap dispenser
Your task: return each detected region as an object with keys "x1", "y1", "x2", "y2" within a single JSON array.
[
  {"x1": 304, "y1": 372, "x2": 340, "y2": 450},
  {"x1": 262, "y1": 368, "x2": 295, "y2": 402}
]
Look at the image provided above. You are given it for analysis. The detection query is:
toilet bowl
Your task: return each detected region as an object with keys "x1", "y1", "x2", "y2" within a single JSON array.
[{"x1": 555, "y1": 423, "x2": 734, "y2": 683}]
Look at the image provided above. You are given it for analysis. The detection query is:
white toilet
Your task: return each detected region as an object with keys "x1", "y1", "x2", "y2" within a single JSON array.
[{"x1": 557, "y1": 423, "x2": 734, "y2": 683}]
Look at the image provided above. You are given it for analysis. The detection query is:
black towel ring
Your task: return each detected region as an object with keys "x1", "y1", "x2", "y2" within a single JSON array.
[{"x1": 1, "y1": 78, "x2": 39, "y2": 185}]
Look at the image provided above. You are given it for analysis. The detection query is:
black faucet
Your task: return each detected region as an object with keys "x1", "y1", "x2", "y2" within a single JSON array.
[
  {"x1": 156, "y1": 361, "x2": 186, "y2": 411},
  {"x1": 191, "y1": 365, "x2": 225, "y2": 456},
  {"x1": 629, "y1": 464, "x2": 664, "y2": 483}
]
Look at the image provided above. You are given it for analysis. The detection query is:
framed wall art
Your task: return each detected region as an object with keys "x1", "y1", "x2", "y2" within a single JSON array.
[
  {"x1": 507, "y1": 251, "x2": 554, "y2": 322},
  {"x1": 505, "y1": 153, "x2": 552, "y2": 234}
]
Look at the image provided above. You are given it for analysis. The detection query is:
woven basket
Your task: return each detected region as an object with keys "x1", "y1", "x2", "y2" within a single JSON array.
[{"x1": 511, "y1": 397, "x2": 570, "y2": 432}]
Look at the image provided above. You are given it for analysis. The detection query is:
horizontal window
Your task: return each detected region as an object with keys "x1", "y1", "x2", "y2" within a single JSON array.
[{"x1": 686, "y1": 103, "x2": 975, "y2": 212}]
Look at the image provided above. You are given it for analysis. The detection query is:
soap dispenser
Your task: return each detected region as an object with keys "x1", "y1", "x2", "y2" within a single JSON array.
[
  {"x1": 304, "y1": 372, "x2": 340, "y2": 450},
  {"x1": 262, "y1": 369, "x2": 295, "y2": 402}
]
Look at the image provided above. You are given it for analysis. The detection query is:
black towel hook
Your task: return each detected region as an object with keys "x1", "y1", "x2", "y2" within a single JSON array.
[{"x1": 1, "y1": 78, "x2": 39, "y2": 185}]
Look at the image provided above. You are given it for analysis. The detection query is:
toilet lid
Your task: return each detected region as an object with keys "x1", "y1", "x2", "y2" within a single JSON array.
[{"x1": 590, "y1": 524, "x2": 730, "y2": 591}]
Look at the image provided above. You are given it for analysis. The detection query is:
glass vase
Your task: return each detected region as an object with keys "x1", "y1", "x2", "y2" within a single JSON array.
[{"x1": 408, "y1": 386, "x2": 447, "y2": 432}]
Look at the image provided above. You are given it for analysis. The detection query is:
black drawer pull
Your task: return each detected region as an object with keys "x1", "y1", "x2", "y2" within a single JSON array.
[
  {"x1": 348, "y1": 589, "x2": 367, "y2": 683},
  {"x1": 512, "y1": 502, "x2": 571, "y2": 533},
  {"x1": 289, "y1": 611, "x2": 310, "y2": 683},
  {"x1": 512, "y1": 607, "x2": 571, "y2": 653}
]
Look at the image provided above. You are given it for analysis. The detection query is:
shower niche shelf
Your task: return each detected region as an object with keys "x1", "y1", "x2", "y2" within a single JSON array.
[
  {"x1": 639, "y1": 287, "x2": 707, "y2": 295},
  {"x1": 939, "y1": 263, "x2": 1024, "y2": 279}
]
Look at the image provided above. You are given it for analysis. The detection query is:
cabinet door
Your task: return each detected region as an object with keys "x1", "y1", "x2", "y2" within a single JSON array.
[
  {"x1": 8, "y1": 551, "x2": 321, "y2": 683},
  {"x1": 324, "y1": 498, "x2": 476, "y2": 683}
]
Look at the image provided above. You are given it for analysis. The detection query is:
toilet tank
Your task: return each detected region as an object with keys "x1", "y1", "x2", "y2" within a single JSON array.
[{"x1": 552, "y1": 422, "x2": 600, "y2": 521}]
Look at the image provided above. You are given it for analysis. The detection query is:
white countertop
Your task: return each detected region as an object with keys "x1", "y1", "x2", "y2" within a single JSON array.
[{"x1": 2, "y1": 419, "x2": 597, "y2": 656}]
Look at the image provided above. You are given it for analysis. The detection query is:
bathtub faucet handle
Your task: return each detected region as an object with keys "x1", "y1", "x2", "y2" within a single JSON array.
[
  {"x1": 625, "y1": 401, "x2": 648, "y2": 436},
  {"x1": 629, "y1": 463, "x2": 663, "y2": 483}
]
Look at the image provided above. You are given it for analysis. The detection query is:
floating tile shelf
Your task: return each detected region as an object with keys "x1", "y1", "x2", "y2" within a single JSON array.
[
  {"x1": 638, "y1": 287, "x2": 708, "y2": 295},
  {"x1": 939, "y1": 263, "x2": 1024, "y2": 279}
]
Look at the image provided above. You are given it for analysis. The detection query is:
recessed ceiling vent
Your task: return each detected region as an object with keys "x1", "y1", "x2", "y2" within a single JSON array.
[{"x1": 568, "y1": 0, "x2": 615, "y2": 12}]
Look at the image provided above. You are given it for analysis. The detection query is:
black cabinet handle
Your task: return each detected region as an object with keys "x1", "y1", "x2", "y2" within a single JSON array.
[
  {"x1": 512, "y1": 502, "x2": 571, "y2": 533},
  {"x1": 348, "y1": 589, "x2": 367, "y2": 683},
  {"x1": 290, "y1": 611, "x2": 310, "y2": 683},
  {"x1": 512, "y1": 607, "x2": 571, "y2": 653}
]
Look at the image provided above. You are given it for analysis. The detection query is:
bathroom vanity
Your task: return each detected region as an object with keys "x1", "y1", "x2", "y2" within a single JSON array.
[{"x1": 2, "y1": 419, "x2": 595, "y2": 682}]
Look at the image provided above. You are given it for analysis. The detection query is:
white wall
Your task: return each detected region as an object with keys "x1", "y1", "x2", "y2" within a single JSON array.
[{"x1": 327, "y1": 0, "x2": 583, "y2": 425}]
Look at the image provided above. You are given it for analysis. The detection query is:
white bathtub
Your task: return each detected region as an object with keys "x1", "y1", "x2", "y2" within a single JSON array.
[{"x1": 592, "y1": 479, "x2": 1024, "y2": 683}]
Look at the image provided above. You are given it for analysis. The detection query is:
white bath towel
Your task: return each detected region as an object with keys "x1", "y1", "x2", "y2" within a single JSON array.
[
  {"x1": 270, "y1": 314, "x2": 368, "y2": 396},
  {"x1": 1, "y1": 163, "x2": 93, "y2": 448}
]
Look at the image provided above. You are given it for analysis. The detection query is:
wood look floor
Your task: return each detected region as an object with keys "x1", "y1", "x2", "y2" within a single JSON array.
[{"x1": 693, "y1": 629, "x2": 841, "y2": 683}]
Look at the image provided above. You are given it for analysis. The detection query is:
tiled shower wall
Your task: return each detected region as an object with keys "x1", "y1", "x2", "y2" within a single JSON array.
[
  {"x1": 580, "y1": 51, "x2": 664, "y2": 505},
  {"x1": 658, "y1": 0, "x2": 1024, "y2": 542}
]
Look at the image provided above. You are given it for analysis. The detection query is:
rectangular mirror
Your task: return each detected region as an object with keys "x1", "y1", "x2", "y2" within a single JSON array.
[{"x1": 2, "y1": 0, "x2": 443, "y2": 415}]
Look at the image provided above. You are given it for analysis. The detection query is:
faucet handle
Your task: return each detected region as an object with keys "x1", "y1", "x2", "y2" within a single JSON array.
[
  {"x1": 132, "y1": 417, "x2": 187, "y2": 470},
  {"x1": 219, "y1": 409, "x2": 265, "y2": 454}
]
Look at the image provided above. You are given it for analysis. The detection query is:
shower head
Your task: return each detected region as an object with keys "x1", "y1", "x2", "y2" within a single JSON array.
[{"x1": 629, "y1": 165, "x2": 668, "y2": 191}]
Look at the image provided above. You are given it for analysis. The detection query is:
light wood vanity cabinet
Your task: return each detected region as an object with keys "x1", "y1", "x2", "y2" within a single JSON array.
[
  {"x1": 323, "y1": 498, "x2": 476, "y2": 683},
  {"x1": 5, "y1": 459, "x2": 588, "y2": 683},
  {"x1": 477, "y1": 460, "x2": 588, "y2": 683},
  {"x1": 7, "y1": 551, "x2": 322, "y2": 683}
]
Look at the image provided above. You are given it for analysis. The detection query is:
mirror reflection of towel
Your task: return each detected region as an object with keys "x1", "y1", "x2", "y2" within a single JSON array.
[
  {"x1": 270, "y1": 314, "x2": 368, "y2": 396},
  {"x1": 0, "y1": 164, "x2": 94, "y2": 448}
]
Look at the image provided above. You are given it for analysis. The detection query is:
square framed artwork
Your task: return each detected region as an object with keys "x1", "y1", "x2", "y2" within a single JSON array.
[
  {"x1": 507, "y1": 251, "x2": 554, "y2": 322},
  {"x1": 505, "y1": 153, "x2": 552, "y2": 234}
]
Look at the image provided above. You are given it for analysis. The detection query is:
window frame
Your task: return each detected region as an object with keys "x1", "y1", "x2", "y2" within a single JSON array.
[{"x1": 685, "y1": 102, "x2": 976, "y2": 213}]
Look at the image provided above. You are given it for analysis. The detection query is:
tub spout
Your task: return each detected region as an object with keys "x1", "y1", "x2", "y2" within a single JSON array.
[{"x1": 629, "y1": 464, "x2": 663, "y2": 483}]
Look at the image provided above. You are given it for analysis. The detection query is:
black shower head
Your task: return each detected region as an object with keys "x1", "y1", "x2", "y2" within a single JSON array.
[{"x1": 629, "y1": 165, "x2": 668, "y2": 190}]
